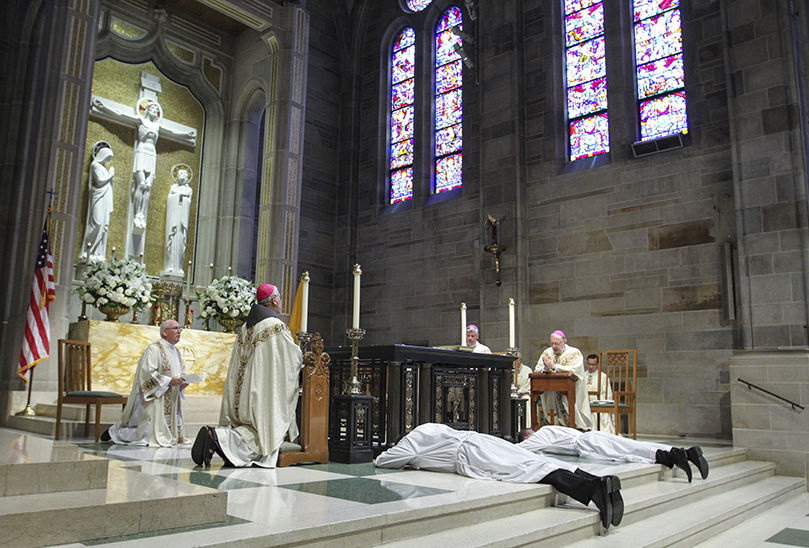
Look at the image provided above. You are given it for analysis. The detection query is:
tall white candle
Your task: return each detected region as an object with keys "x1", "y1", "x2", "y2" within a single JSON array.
[
  {"x1": 460, "y1": 303, "x2": 467, "y2": 346},
  {"x1": 352, "y1": 264, "x2": 361, "y2": 329},
  {"x1": 508, "y1": 297, "x2": 516, "y2": 348},
  {"x1": 186, "y1": 260, "x2": 192, "y2": 297},
  {"x1": 301, "y1": 271, "x2": 310, "y2": 333}
]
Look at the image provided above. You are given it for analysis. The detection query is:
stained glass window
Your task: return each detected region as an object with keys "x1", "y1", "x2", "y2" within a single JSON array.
[
  {"x1": 434, "y1": 7, "x2": 463, "y2": 193},
  {"x1": 406, "y1": 0, "x2": 432, "y2": 12},
  {"x1": 634, "y1": 0, "x2": 687, "y2": 140},
  {"x1": 565, "y1": 0, "x2": 609, "y2": 160},
  {"x1": 390, "y1": 27, "x2": 416, "y2": 203}
]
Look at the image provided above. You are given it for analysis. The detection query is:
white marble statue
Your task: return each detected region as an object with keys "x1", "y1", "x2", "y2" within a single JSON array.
[
  {"x1": 163, "y1": 165, "x2": 193, "y2": 275},
  {"x1": 80, "y1": 142, "x2": 115, "y2": 262}
]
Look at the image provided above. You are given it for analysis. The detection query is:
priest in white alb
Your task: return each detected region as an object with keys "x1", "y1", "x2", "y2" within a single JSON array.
[
  {"x1": 105, "y1": 320, "x2": 188, "y2": 446},
  {"x1": 192, "y1": 283, "x2": 303, "y2": 468}
]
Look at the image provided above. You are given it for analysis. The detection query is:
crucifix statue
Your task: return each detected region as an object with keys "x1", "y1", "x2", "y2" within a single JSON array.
[{"x1": 89, "y1": 71, "x2": 197, "y2": 262}]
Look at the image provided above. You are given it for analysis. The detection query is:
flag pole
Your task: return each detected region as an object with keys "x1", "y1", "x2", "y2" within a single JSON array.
[{"x1": 16, "y1": 189, "x2": 57, "y2": 416}]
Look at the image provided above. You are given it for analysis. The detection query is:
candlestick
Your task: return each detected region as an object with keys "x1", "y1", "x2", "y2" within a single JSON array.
[
  {"x1": 460, "y1": 303, "x2": 467, "y2": 346},
  {"x1": 228, "y1": 266, "x2": 232, "y2": 274},
  {"x1": 184, "y1": 298, "x2": 193, "y2": 328},
  {"x1": 111, "y1": 247, "x2": 116, "y2": 260},
  {"x1": 139, "y1": 252, "x2": 143, "y2": 265},
  {"x1": 301, "y1": 271, "x2": 310, "y2": 333},
  {"x1": 508, "y1": 297, "x2": 516, "y2": 349},
  {"x1": 186, "y1": 260, "x2": 192, "y2": 297},
  {"x1": 352, "y1": 264, "x2": 361, "y2": 329},
  {"x1": 209, "y1": 263, "x2": 214, "y2": 284},
  {"x1": 345, "y1": 327, "x2": 366, "y2": 395}
]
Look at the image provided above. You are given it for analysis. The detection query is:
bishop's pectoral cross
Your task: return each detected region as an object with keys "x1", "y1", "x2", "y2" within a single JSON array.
[{"x1": 89, "y1": 71, "x2": 197, "y2": 262}]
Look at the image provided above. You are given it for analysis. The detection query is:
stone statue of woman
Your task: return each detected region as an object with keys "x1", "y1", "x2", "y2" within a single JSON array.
[
  {"x1": 80, "y1": 142, "x2": 115, "y2": 262},
  {"x1": 162, "y1": 164, "x2": 193, "y2": 275}
]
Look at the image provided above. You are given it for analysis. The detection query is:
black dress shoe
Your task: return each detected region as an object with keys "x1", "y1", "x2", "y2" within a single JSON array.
[
  {"x1": 590, "y1": 476, "x2": 614, "y2": 530},
  {"x1": 191, "y1": 427, "x2": 208, "y2": 467},
  {"x1": 607, "y1": 476, "x2": 624, "y2": 526},
  {"x1": 671, "y1": 447, "x2": 693, "y2": 483},
  {"x1": 100, "y1": 429, "x2": 111, "y2": 442},
  {"x1": 687, "y1": 446, "x2": 709, "y2": 479}
]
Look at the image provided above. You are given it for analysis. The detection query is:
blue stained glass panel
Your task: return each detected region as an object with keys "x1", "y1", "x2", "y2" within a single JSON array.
[
  {"x1": 435, "y1": 88, "x2": 462, "y2": 130},
  {"x1": 436, "y1": 60, "x2": 462, "y2": 95},
  {"x1": 390, "y1": 167, "x2": 413, "y2": 203},
  {"x1": 565, "y1": 0, "x2": 599, "y2": 15},
  {"x1": 436, "y1": 153, "x2": 462, "y2": 193},
  {"x1": 390, "y1": 106, "x2": 414, "y2": 145},
  {"x1": 390, "y1": 139, "x2": 413, "y2": 170},
  {"x1": 406, "y1": 0, "x2": 432, "y2": 12},
  {"x1": 569, "y1": 113, "x2": 609, "y2": 160},
  {"x1": 392, "y1": 45, "x2": 415, "y2": 85},
  {"x1": 437, "y1": 6, "x2": 462, "y2": 32},
  {"x1": 635, "y1": 10, "x2": 681, "y2": 65},
  {"x1": 566, "y1": 36, "x2": 606, "y2": 87},
  {"x1": 392, "y1": 78, "x2": 415, "y2": 110},
  {"x1": 637, "y1": 55, "x2": 684, "y2": 98},
  {"x1": 435, "y1": 124, "x2": 462, "y2": 156},
  {"x1": 639, "y1": 92, "x2": 687, "y2": 139},
  {"x1": 565, "y1": 4, "x2": 604, "y2": 47},
  {"x1": 567, "y1": 77, "x2": 607, "y2": 118},
  {"x1": 634, "y1": 0, "x2": 679, "y2": 21},
  {"x1": 394, "y1": 27, "x2": 416, "y2": 50}
]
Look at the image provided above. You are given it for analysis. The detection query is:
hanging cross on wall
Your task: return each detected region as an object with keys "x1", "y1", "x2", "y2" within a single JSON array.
[{"x1": 483, "y1": 213, "x2": 506, "y2": 287}]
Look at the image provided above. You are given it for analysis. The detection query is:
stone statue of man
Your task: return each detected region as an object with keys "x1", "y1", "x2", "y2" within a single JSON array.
[{"x1": 163, "y1": 164, "x2": 193, "y2": 275}]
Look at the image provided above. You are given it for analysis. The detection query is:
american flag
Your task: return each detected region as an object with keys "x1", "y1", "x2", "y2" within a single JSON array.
[{"x1": 18, "y1": 214, "x2": 55, "y2": 382}]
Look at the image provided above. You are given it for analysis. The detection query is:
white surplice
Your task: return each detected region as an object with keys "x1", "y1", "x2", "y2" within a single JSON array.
[
  {"x1": 518, "y1": 426, "x2": 671, "y2": 463},
  {"x1": 536, "y1": 344, "x2": 593, "y2": 430},
  {"x1": 375, "y1": 423, "x2": 577, "y2": 483},
  {"x1": 216, "y1": 315, "x2": 303, "y2": 468},
  {"x1": 109, "y1": 338, "x2": 185, "y2": 447}
]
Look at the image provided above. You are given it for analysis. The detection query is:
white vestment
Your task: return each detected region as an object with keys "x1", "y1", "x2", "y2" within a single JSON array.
[
  {"x1": 375, "y1": 423, "x2": 577, "y2": 483},
  {"x1": 109, "y1": 338, "x2": 186, "y2": 447},
  {"x1": 216, "y1": 315, "x2": 303, "y2": 468},
  {"x1": 536, "y1": 345, "x2": 593, "y2": 429},
  {"x1": 519, "y1": 426, "x2": 671, "y2": 463},
  {"x1": 586, "y1": 370, "x2": 615, "y2": 434},
  {"x1": 516, "y1": 363, "x2": 532, "y2": 397},
  {"x1": 468, "y1": 341, "x2": 491, "y2": 354}
]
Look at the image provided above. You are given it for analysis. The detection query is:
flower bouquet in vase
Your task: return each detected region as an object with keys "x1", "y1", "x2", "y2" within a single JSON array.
[
  {"x1": 197, "y1": 276, "x2": 255, "y2": 333},
  {"x1": 76, "y1": 257, "x2": 153, "y2": 322}
]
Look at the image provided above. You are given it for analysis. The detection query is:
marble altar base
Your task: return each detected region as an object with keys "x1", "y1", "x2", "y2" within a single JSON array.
[{"x1": 68, "y1": 320, "x2": 235, "y2": 396}]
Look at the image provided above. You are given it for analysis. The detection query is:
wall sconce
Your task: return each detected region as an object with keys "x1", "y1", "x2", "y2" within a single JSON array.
[
  {"x1": 453, "y1": 42, "x2": 475, "y2": 69},
  {"x1": 484, "y1": 214, "x2": 506, "y2": 287}
]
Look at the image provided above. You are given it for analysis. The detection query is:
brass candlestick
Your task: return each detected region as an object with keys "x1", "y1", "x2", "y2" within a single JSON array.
[
  {"x1": 184, "y1": 298, "x2": 193, "y2": 328},
  {"x1": 131, "y1": 308, "x2": 140, "y2": 325},
  {"x1": 507, "y1": 347, "x2": 520, "y2": 398},
  {"x1": 297, "y1": 331, "x2": 313, "y2": 353},
  {"x1": 344, "y1": 328, "x2": 366, "y2": 395}
]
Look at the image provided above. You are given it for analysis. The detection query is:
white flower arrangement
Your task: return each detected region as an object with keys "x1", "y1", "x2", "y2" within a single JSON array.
[
  {"x1": 76, "y1": 257, "x2": 153, "y2": 311},
  {"x1": 197, "y1": 276, "x2": 255, "y2": 322}
]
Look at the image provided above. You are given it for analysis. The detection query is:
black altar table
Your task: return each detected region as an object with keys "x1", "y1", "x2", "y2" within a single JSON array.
[{"x1": 325, "y1": 344, "x2": 515, "y2": 451}]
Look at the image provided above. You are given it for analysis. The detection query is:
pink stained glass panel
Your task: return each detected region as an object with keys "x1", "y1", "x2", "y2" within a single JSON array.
[
  {"x1": 435, "y1": 88, "x2": 462, "y2": 130},
  {"x1": 392, "y1": 45, "x2": 415, "y2": 85},
  {"x1": 566, "y1": 36, "x2": 606, "y2": 87},
  {"x1": 390, "y1": 167, "x2": 413, "y2": 203},
  {"x1": 390, "y1": 139, "x2": 414, "y2": 170},
  {"x1": 567, "y1": 76, "x2": 607, "y2": 118},
  {"x1": 437, "y1": 6, "x2": 462, "y2": 32},
  {"x1": 436, "y1": 153, "x2": 462, "y2": 193},
  {"x1": 392, "y1": 78, "x2": 415, "y2": 110},
  {"x1": 436, "y1": 60, "x2": 462, "y2": 95},
  {"x1": 569, "y1": 113, "x2": 609, "y2": 160},
  {"x1": 406, "y1": 0, "x2": 432, "y2": 12},
  {"x1": 435, "y1": 124, "x2": 462, "y2": 156},
  {"x1": 394, "y1": 27, "x2": 416, "y2": 51},
  {"x1": 565, "y1": 0, "x2": 599, "y2": 15},
  {"x1": 637, "y1": 54, "x2": 684, "y2": 98},
  {"x1": 436, "y1": 29, "x2": 461, "y2": 67},
  {"x1": 634, "y1": 0, "x2": 679, "y2": 21},
  {"x1": 639, "y1": 92, "x2": 687, "y2": 139},
  {"x1": 635, "y1": 10, "x2": 681, "y2": 65},
  {"x1": 565, "y1": 4, "x2": 604, "y2": 47},
  {"x1": 390, "y1": 106, "x2": 414, "y2": 144}
]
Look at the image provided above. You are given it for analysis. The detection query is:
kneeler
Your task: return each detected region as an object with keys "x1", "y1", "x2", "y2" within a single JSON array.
[{"x1": 277, "y1": 333, "x2": 330, "y2": 466}]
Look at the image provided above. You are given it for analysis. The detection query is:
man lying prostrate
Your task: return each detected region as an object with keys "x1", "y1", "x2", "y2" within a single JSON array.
[
  {"x1": 375, "y1": 423, "x2": 624, "y2": 530},
  {"x1": 517, "y1": 426, "x2": 709, "y2": 483}
]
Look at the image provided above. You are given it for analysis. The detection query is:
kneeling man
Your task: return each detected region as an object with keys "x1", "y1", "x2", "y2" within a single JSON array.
[
  {"x1": 193, "y1": 283, "x2": 303, "y2": 468},
  {"x1": 107, "y1": 320, "x2": 188, "y2": 446}
]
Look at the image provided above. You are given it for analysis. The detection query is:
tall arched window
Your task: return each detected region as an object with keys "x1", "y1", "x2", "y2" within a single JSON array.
[
  {"x1": 434, "y1": 7, "x2": 463, "y2": 193},
  {"x1": 634, "y1": 0, "x2": 687, "y2": 140},
  {"x1": 389, "y1": 27, "x2": 416, "y2": 204},
  {"x1": 565, "y1": 0, "x2": 609, "y2": 160}
]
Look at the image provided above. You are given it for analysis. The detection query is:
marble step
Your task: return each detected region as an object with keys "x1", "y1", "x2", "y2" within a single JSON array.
[
  {"x1": 0, "y1": 460, "x2": 228, "y2": 548},
  {"x1": 0, "y1": 436, "x2": 108, "y2": 496}
]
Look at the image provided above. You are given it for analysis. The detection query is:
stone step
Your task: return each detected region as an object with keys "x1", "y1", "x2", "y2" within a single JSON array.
[{"x1": 0, "y1": 460, "x2": 227, "y2": 548}]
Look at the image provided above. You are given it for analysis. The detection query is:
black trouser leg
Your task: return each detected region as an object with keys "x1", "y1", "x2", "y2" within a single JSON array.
[{"x1": 539, "y1": 469, "x2": 595, "y2": 506}]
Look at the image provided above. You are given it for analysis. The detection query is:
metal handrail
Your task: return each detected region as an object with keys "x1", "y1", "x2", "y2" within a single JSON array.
[{"x1": 738, "y1": 378, "x2": 805, "y2": 410}]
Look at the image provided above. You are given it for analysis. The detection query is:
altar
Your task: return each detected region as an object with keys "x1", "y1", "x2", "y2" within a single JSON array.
[
  {"x1": 325, "y1": 344, "x2": 515, "y2": 450},
  {"x1": 67, "y1": 320, "x2": 234, "y2": 396}
]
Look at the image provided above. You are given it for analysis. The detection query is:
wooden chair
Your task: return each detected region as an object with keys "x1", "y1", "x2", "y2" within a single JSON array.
[
  {"x1": 277, "y1": 333, "x2": 330, "y2": 466},
  {"x1": 55, "y1": 339, "x2": 127, "y2": 442},
  {"x1": 589, "y1": 349, "x2": 637, "y2": 439}
]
